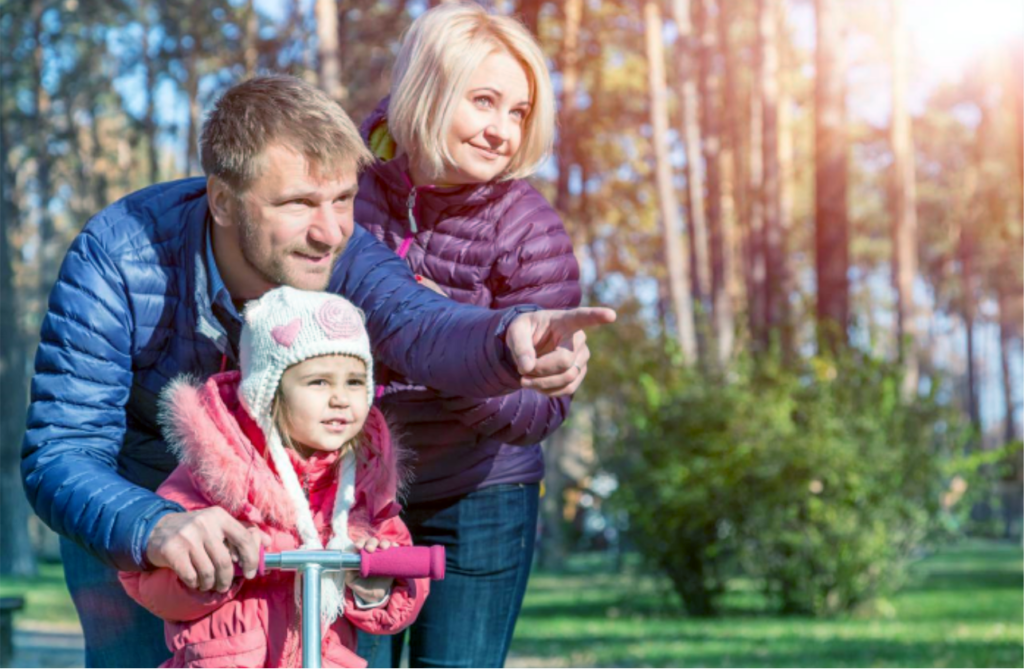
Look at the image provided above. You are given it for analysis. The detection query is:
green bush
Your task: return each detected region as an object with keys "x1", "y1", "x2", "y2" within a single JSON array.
[{"x1": 601, "y1": 337, "x2": 960, "y2": 617}]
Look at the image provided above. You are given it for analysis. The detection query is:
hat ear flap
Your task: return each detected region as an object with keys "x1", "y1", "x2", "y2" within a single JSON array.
[{"x1": 243, "y1": 299, "x2": 268, "y2": 326}]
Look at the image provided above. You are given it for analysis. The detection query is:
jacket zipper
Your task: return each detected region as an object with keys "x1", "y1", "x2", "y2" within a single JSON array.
[{"x1": 406, "y1": 188, "x2": 419, "y2": 234}]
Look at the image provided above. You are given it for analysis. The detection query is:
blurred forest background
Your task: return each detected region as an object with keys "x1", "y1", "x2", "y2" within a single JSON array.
[{"x1": 2, "y1": 0, "x2": 1022, "y2": 619}]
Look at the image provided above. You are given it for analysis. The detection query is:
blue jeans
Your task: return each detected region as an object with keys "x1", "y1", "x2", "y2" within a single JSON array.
[
  {"x1": 357, "y1": 482, "x2": 540, "y2": 668},
  {"x1": 60, "y1": 538, "x2": 169, "y2": 668}
]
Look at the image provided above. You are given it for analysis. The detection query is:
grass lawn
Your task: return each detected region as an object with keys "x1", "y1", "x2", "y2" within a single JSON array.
[
  {"x1": 1, "y1": 540, "x2": 1019, "y2": 667},
  {"x1": 510, "y1": 539, "x2": 1024, "y2": 668},
  {"x1": 0, "y1": 561, "x2": 80, "y2": 629}
]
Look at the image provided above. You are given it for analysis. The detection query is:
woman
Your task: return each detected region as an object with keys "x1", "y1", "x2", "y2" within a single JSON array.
[{"x1": 354, "y1": 3, "x2": 581, "y2": 666}]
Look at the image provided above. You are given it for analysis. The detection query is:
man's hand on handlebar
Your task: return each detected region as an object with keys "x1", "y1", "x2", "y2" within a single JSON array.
[{"x1": 145, "y1": 508, "x2": 267, "y2": 592}]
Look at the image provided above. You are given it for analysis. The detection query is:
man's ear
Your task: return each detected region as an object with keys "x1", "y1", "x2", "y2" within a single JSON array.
[{"x1": 207, "y1": 176, "x2": 236, "y2": 228}]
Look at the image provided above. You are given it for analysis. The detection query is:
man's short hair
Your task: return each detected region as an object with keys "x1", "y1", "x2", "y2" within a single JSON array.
[
  {"x1": 388, "y1": 2, "x2": 555, "y2": 182},
  {"x1": 200, "y1": 75, "x2": 374, "y2": 193}
]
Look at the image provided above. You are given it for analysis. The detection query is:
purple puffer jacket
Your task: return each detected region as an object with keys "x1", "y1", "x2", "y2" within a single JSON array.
[{"x1": 356, "y1": 101, "x2": 582, "y2": 504}]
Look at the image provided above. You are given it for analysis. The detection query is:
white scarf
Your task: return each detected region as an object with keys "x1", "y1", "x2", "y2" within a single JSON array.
[{"x1": 265, "y1": 426, "x2": 356, "y2": 624}]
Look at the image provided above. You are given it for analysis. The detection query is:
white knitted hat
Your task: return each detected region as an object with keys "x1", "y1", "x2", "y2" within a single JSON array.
[
  {"x1": 238, "y1": 286, "x2": 373, "y2": 624},
  {"x1": 239, "y1": 286, "x2": 373, "y2": 429}
]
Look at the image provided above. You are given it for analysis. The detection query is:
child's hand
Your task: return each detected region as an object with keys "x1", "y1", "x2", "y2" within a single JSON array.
[
  {"x1": 346, "y1": 536, "x2": 395, "y2": 604},
  {"x1": 355, "y1": 536, "x2": 393, "y2": 553}
]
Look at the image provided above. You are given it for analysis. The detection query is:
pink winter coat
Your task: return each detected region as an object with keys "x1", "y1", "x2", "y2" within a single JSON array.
[{"x1": 119, "y1": 372, "x2": 426, "y2": 668}]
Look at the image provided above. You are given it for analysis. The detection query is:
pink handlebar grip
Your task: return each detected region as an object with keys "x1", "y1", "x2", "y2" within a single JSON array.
[{"x1": 360, "y1": 545, "x2": 446, "y2": 581}]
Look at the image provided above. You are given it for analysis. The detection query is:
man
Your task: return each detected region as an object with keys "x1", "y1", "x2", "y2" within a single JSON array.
[{"x1": 21, "y1": 75, "x2": 613, "y2": 667}]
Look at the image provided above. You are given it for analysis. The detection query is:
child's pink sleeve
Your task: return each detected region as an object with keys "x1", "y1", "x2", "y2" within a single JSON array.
[
  {"x1": 119, "y1": 568, "x2": 244, "y2": 623},
  {"x1": 118, "y1": 465, "x2": 245, "y2": 622},
  {"x1": 343, "y1": 516, "x2": 430, "y2": 634}
]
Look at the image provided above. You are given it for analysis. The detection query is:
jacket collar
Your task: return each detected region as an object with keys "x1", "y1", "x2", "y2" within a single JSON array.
[{"x1": 186, "y1": 192, "x2": 233, "y2": 358}]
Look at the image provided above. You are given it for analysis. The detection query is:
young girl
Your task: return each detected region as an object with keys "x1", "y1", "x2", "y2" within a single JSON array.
[
  {"x1": 120, "y1": 286, "x2": 426, "y2": 668},
  {"x1": 354, "y1": 3, "x2": 581, "y2": 666}
]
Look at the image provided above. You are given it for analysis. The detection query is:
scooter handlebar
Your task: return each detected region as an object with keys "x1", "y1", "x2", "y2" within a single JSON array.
[
  {"x1": 235, "y1": 545, "x2": 446, "y2": 581},
  {"x1": 359, "y1": 545, "x2": 446, "y2": 581}
]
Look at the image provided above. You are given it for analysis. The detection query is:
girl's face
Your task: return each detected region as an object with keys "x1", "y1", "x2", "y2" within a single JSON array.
[
  {"x1": 277, "y1": 354, "x2": 369, "y2": 459},
  {"x1": 438, "y1": 49, "x2": 532, "y2": 185}
]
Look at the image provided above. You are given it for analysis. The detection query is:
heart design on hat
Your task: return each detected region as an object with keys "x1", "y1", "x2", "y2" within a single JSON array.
[{"x1": 271, "y1": 318, "x2": 302, "y2": 348}]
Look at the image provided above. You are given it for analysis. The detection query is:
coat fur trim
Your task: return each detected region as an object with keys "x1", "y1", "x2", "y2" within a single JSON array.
[
  {"x1": 158, "y1": 371, "x2": 412, "y2": 531},
  {"x1": 159, "y1": 373, "x2": 297, "y2": 527}
]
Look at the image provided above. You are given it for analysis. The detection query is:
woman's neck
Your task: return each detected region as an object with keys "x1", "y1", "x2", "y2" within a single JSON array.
[
  {"x1": 407, "y1": 157, "x2": 435, "y2": 188},
  {"x1": 407, "y1": 154, "x2": 465, "y2": 189}
]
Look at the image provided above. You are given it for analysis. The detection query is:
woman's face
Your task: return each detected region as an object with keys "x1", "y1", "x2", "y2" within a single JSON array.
[
  {"x1": 277, "y1": 354, "x2": 369, "y2": 459},
  {"x1": 438, "y1": 50, "x2": 533, "y2": 185}
]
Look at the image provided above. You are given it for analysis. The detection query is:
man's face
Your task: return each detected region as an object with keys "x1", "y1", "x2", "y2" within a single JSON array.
[{"x1": 228, "y1": 143, "x2": 359, "y2": 293}]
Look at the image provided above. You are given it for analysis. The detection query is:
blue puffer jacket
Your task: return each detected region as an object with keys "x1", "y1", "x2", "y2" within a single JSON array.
[{"x1": 21, "y1": 178, "x2": 532, "y2": 571}]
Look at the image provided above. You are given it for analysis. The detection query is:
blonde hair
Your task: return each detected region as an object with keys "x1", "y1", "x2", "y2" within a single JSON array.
[
  {"x1": 388, "y1": 2, "x2": 555, "y2": 182},
  {"x1": 201, "y1": 75, "x2": 374, "y2": 194}
]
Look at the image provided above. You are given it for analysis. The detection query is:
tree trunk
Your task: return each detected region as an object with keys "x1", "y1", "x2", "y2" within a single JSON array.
[
  {"x1": 672, "y1": 0, "x2": 709, "y2": 363},
  {"x1": 0, "y1": 95, "x2": 37, "y2": 577},
  {"x1": 645, "y1": 0, "x2": 697, "y2": 362},
  {"x1": 519, "y1": 0, "x2": 543, "y2": 35},
  {"x1": 90, "y1": 102, "x2": 108, "y2": 210},
  {"x1": 747, "y1": 3, "x2": 766, "y2": 349},
  {"x1": 997, "y1": 287, "x2": 1019, "y2": 442},
  {"x1": 1010, "y1": 38, "x2": 1023, "y2": 194},
  {"x1": 759, "y1": 0, "x2": 786, "y2": 347},
  {"x1": 538, "y1": 405, "x2": 595, "y2": 569},
  {"x1": 32, "y1": 0, "x2": 54, "y2": 293},
  {"x1": 956, "y1": 213, "x2": 982, "y2": 441},
  {"x1": 715, "y1": 151, "x2": 737, "y2": 364},
  {"x1": 776, "y1": 0, "x2": 794, "y2": 358},
  {"x1": 1003, "y1": 43, "x2": 1023, "y2": 442},
  {"x1": 62, "y1": 95, "x2": 89, "y2": 216},
  {"x1": 537, "y1": 430, "x2": 568, "y2": 569},
  {"x1": 184, "y1": 48, "x2": 200, "y2": 177},
  {"x1": 716, "y1": 0, "x2": 740, "y2": 363},
  {"x1": 245, "y1": 0, "x2": 260, "y2": 79},
  {"x1": 695, "y1": 0, "x2": 718, "y2": 315},
  {"x1": 315, "y1": 0, "x2": 345, "y2": 102},
  {"x1": 890, "y1": 0, "x2": 919, "y2": 397},
  {"x1": 945, "y1": 91, "x2": 984, "y2": 445},
  {"x1": 962, "y1": 94, "x2": 996, "y2": 445},
  {"x1": 555, "y1": 0, "x2": 583, "y2": 216},
  {"x1": 814, "y1": 0, "x2": 849, "y2": 351},
  {"x1": 142, "y1": 8, "x2": 160, "y2": 185}
]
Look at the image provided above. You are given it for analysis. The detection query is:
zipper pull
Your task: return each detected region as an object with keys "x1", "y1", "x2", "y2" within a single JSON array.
[{"x1": 406, "y1": 188, "x2": 419, "y2": 234}]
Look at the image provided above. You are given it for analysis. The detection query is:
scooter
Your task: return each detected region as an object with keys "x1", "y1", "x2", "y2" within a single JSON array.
[{"x1": 244, "y1": 545, "x2": 446, "y2": 668}]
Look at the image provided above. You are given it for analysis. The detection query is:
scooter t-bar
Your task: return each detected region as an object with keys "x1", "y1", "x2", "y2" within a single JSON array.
[{"x1": 243, "y1": 545, "x2": 446, "y2": 668}]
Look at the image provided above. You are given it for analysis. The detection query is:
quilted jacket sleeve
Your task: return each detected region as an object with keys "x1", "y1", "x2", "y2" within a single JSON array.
[
  {"x1": 21, "y1": 232, "x2": 184, "y2": 571},
  {"x1": 439, "y1": 190, "x2": 582, "y2": 445},
  {"x1": 332, "y1": 225, "x2": 536, "y2": 399}
]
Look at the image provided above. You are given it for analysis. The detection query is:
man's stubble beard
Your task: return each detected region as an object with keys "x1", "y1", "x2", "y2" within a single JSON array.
[{"x1": 235, "y1": 207, "x2": 345, "y2": 292}]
